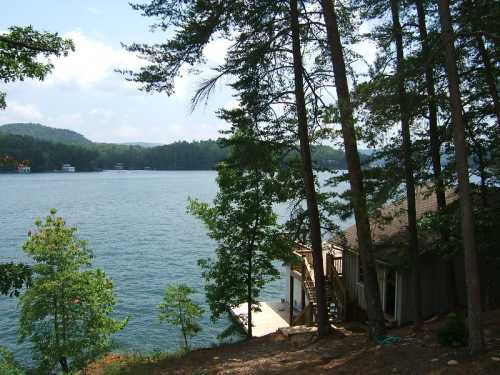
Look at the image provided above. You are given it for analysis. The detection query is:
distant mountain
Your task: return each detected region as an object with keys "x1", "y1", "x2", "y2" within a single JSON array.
[
  {"x1": 0, "y1": 123, "x2": 92, "y2": 146},
  {"x1": 0, "y1": 123, "x2": 351, "y2": 172},
  {"x1": 119, "y1": 142, "x2": 164, "y2": 148}
]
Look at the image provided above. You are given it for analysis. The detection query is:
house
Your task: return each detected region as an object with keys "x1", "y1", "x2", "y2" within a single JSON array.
[
  {"x1": 339, "y1": 188, "x2": 465, "y2": 325},
  {"x1": 285, "y1": 187, "x2": 472, "y2": 327}
]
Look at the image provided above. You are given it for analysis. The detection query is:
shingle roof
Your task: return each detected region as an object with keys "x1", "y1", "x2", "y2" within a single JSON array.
[{"x1": 341, "y1": 187, "x2": 458, "y2": 253}]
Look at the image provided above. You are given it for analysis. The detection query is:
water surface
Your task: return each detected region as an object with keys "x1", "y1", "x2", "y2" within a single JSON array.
[{"x1": 0, "y1": 170, "x2": 350, "y2": 364}]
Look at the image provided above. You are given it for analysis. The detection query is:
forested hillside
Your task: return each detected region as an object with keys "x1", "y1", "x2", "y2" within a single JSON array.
[
  {"x1": 0, "y1": 131, "x2": 350, "y2": 171},
  {"x1": 0, "y1": 133, "x2": 99, "y2": 172},
  {"x1": 0, "y1": 123, "x2": 92, "y2": 145},
  {"x1": 0, "y1": 133, "x2": 229, "y2": 171}
]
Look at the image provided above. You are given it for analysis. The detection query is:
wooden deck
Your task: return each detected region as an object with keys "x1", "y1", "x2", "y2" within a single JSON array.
[{"x1": 229, "y1": 301, "x2": 292, "y2": 337}]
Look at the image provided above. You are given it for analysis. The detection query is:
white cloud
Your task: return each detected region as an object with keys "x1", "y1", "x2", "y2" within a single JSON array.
[
  {"x1": 37, "y1": 31, "x2": 230, "y2": 101},
  {"x1": 171, "y1": 65, "x2": 193, "y2": 101},
  {"x1": 55, "y1": 112, "x2": 84, "y2": 127},
  {"x1": 351, "y1": 39, "x2": 378, "y2": 66},
  {"x1": 41, "y1": 31, "x2": 143, "y2": 92},
  {"x1": 170, "y1": 38, "x2": 231, "y2": 102},
  {"x1": 350, "y1": 20, "x2": 379, "y2": 74},
  {"x1": 203, "y1": 39, "x2": 231, "y2": 66},
  {"x1": 223, "y1": 99, "x2": 239, "y2": 110},
  {"x1": 0, "y1": 31, "x2": 235, "y2": 144},
  {"x1": 0, "y1": 101, "x2": 43, "y2": 123}
]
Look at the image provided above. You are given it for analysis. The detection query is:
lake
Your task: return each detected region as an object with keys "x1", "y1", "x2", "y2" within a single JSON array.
[{"x1": 0, "y1": 170, "x2": 350, "y2": 364}]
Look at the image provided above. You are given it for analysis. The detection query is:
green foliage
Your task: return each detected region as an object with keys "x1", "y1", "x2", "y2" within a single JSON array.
[
  {"x1": 188, "y1": 109, "x2": 294, "y2": 336},
  {"x1": 18, "y1": 209, "x2": 127, "y2": 374},
  {"x1": 0, "y1": 347, "x2": 26, "y2": 375},
  {"x1": 0, "y1": 26, "x2": 74, "y2": 109},
  {"x1": 0, "y1": 123, "x2": 92, "y2": 145},
  {"x1": 0, "y1": 133, "x2": 99, "y2": 172},
  {"x1": 437, "y1": 313, "x2": 468, "y2": 347},
  {"x1": 0, "y1": 132, "x2": 228, "y2": 172},
  {"x1": 0, "y1": 128, "x2": 348, "y2": 172},
  {"x1": 158, "y1": 284, "x2": 204, "y2": 350},
  {"x1": 0, "y1": 263, "x2": 32, "y2": 297}
]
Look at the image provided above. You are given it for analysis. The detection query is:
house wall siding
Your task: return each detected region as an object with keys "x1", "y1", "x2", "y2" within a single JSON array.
[
  {"x1": 343, "y1": 251, "x2": 360, "y2": 304},
  {"x1": 345, "y1": 252, "x2": 468, "y2": 325},
  {"x1": 397, "y1": 255, "x2": 467, "y2": 325},
  {"x1": 344, "y1": 251, "x2": 386, "y2": 312}
]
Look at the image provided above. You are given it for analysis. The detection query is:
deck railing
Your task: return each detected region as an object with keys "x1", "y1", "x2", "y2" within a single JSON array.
[{"x1": 291, "y1": 243, "x2": 348, "y2": 324}]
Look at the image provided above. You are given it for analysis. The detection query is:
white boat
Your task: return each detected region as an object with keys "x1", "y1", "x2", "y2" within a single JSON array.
[
  {"x1": 17, "y1": 165, "x2": 31, "y2": 173},
  {"x1": 61, "y1": 164, "x2": 76, "y2": 173}
]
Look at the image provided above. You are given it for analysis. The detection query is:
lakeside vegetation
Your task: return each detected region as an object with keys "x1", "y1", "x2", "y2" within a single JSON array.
[{"x1": 0, "y1": 123, "x2": 351, "y2": 172}]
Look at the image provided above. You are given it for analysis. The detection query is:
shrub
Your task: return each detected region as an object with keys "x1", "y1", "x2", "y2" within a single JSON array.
[
  {"x1": 18, "y1": 209, "x2": 127, "y2": 373},
  {"x1": 0, "y1": 347, "x2": 26, "y2": 375},
  {"x1": 158, "y1": 284, "x2": 203, "y2": 350},
  {"x1": 437, "y1": 313, "x2": 468, "y2": 347}
]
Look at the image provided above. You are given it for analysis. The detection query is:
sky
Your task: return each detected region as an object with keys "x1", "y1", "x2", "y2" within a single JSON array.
[
  {"x1": 0, "y1": 1, "x2": 376, "y2": 145},
  {"x1": 0, "y1": 0, "x2": 236, "y2": 144}
]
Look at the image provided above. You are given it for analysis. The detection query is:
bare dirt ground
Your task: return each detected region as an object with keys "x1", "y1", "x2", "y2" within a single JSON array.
[{"x1": 87, "y1": 309, "x2": 500, "y2": 375}]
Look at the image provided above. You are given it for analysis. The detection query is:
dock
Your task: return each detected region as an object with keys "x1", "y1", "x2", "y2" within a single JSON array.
[{"x1": 229, "y1": 300, "x2": 293, "y2": 337}]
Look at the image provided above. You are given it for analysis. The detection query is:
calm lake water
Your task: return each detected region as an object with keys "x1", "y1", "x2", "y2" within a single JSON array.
[{"x1": 0, "y1": 170, "x2": 350, "y2": 364}]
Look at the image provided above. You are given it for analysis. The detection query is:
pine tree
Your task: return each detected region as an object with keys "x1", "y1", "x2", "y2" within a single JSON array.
[
  {"x1": 188, "y1": 109, "x2": 293, "y2": 337},
  {"x1": 125, "y1": 0, "x2": 333, "y2": 335},
  {"x1": 389, "y1": 0, "x2": 422, "y2": 329},
  {"x1": 289, "y1": 0, "x2": 330, "y2": 336},
  {"x1": 414, "y1": 0, "x2": 457, "y2": 309},
  {"x1": 437, "y1": 0, "x2": 484, "y2": 355},
  {"x1": 319, "y1": 0, "x2": 386, "y2": 338}
]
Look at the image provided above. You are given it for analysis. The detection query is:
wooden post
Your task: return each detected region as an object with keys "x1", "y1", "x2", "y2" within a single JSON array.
[
  {"x1": 301, "y1": 260, "x2": 306, "y2": 310},
  {"x1": 289, "y1": 274, "x2": 294, "y2": 325},
  {"x1": 326, "y1": 253, "x2": 332, "y2": 279}
]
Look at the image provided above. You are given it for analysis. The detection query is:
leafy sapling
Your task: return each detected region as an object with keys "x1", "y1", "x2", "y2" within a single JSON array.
[
  {"x1": 158, "y1": 284, "x2": 204, "y2": 351},
  {"x1": 18, "y1": 209, "x2": 127, "y2": 374}
]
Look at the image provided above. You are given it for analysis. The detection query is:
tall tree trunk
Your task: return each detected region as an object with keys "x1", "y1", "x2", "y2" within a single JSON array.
[
  {"x1": 247, "y1": 253, "x2": 253, "y2": 338},
  {"x1": 415, "y1": 0, "x2": 458, "y2": 310},
  {"x1": 182, "y1": 316, "x2": 189, "y2": 349},
  {"x1": 289, "y1": 0, "x2": 330, "y2": 337},
  {"x1": 438, "y1": 0, "x2": 484, "y2": 355},
  {"x1": 389, "y1": 0, "x2": 422, "y2": 329},
  {"x1": 475, "y1": 34, "x2": 500, "y2": 127},
  {"x1": 415, "y1": 0, "x2": 446, "y2": 211},
  {"x1": 319, "y1": 0, "x2": 386, "y2": 339}
]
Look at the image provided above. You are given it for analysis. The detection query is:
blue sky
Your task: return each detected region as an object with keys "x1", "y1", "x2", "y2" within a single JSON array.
[
  {"x1": 1, "y1": 1, "x2": 376, "y2": 145},
  {"x1": 0, "y1": 0, "x2": 235, "y2": 143}
]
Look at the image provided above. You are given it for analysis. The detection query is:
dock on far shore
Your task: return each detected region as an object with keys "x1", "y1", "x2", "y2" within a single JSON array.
[{"x1": 229, "y1": 300, "x2": 293, "y2": 337}]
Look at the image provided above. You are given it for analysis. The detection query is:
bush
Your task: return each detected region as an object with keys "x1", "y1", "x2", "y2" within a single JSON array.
[
  {"x1": 158, "y1": 284, "x2": 203, "y2": 350},
  {"x1": 0, "y1": 347, "x2": 26, "y2": 375},
  {"x1": 437, "y1": 313, "x2": 468, "y2": 347},
  {"x1": 18, "y1": 209, "x2": 127, "y2": 373}
]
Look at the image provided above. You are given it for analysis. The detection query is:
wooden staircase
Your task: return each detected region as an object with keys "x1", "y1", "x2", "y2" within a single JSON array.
[{"x1": 292, "y1": 245, "x2": 347, "y2": 327}]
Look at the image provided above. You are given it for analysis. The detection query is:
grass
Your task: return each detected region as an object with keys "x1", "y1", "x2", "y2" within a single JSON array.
[{"x1": 93, "y1": 350, "x2": 188, "y2": 375}]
